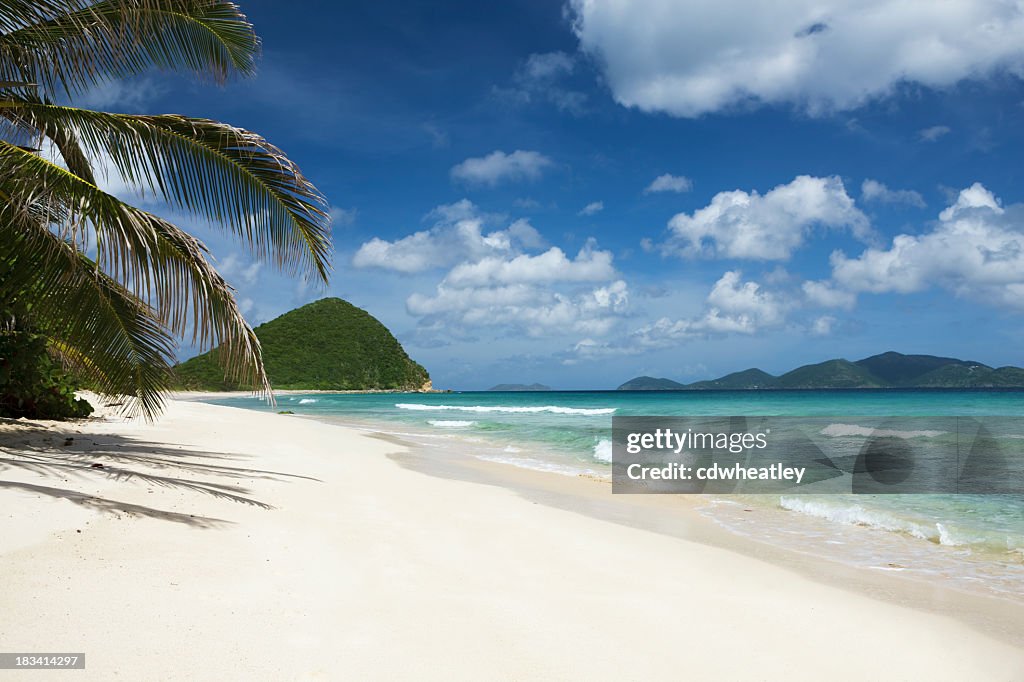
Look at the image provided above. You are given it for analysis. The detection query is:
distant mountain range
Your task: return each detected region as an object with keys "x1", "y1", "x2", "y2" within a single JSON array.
[
  {"x1": 488, "y1": 383, "x2": 551, "y2": 391},
  {"x1": 618, "y1": 352, "x2": 1024, "y2": 390}
]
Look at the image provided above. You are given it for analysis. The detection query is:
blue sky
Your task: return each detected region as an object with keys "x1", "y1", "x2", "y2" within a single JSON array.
[{"x1": 92, "y1": 0, "x2": 1024, "y2": 389}]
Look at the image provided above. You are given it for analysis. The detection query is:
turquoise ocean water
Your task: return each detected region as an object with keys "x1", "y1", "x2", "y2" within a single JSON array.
[{"x1": 207, "y1": 389, "x2": 1024, "y2": 599}]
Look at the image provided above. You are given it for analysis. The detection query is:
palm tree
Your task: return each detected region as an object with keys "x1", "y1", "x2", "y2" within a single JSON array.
[{"x1": 0, "y1": 0, "x2": 332, "y2": 418}]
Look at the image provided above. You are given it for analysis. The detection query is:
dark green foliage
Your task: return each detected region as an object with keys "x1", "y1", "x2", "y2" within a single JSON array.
[
  {"x1": 911, "y1": 364, "x2": 992, "y2": 387},
  {"x1": 1, "y1": 2, "x2": 332, "y2": 418},
  {"x1": 776, "y1": 359, "x2": 885, "y2": 389},
  {"x1": 855, "y1": 351, "x2": 989, "y2": 385},
  {"x1": 173, "y1": 298, "x2": 430, "y2": 391},
  {"x1": 988, "y1": 367, "x2": 1024, "y2": 386},
  {"x1": 686, "y1": 368, "x2": 778, "y2": 390},
  {"x1": 913, "y1": 364, "x2": 1024, "y2": 388},
  {"x1": 617, "y1": 376, "x2": 688, "y2": 390},
  {"x1": 617, "y1": 352, "x2": 1024, "y2": 390},
  {"x1": 0, "y1": 328, "x2": 93, "y2": 419}
]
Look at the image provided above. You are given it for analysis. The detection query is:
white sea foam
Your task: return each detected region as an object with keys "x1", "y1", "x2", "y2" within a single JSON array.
[
  {"x1": 427, "y1": 420, "x2": 475, "y2": 428},
  {"x1": 819, "y1": 423, "x2": 944, "y2": 439},
  {"x1": 395, "y1": 403, "x2": 615, "y2": 416},
  {"x1": 933, "y1": 523, "x2": 995, "y2": 548},
  {"x1": 777, "y1": 498, "x2": 1005, "y2": 551},
  {"x1": 349, "y1": 425, "x2": 453, "y2": 441},
  {"x1": 477, "y1": 455, "x2": 589, "y2": 477},
  {"x1": 592, "y1": 439, "x2": 613, "y2": 462},
  {"x1": 778, "y1": 497, "x2": 936, "y2": 541},
  {"x1": 298, "y1": 398, "x2": 318, "y2": 404}
]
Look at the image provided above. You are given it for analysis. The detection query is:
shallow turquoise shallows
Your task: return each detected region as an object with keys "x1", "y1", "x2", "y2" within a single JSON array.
[{"x1": 207, "y1": 389, "x2": 1024, "y2": 599}]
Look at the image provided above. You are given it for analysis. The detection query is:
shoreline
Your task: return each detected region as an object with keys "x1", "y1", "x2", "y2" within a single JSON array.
[
  {"x1": 181, "y1": 394, "x2": 1024, "y2": 625},
  {"x1": 1, "y1": 398, "x2": 1022, "y2": 679},
  {"x1": 172, "y1": 387, "x2": 1024, "y2": 398},
  {"x1": 171, "y1": 388, "x2": 446, "y2": 400},
  {"x1": 362, "y1": 420, "x2": 1024, "y2": 640},
  {"x1": 247, "y1": 394, "x2": 1024, "y2": 607}
]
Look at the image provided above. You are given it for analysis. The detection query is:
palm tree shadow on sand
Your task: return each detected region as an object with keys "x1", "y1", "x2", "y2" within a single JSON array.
[{"x1": 0, "y1": 419, "x2": 321, "y2": 529}]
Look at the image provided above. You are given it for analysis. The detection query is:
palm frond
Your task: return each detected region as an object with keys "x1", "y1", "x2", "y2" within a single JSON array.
[
  {"x1": 0, "y1": 200, "x2": 175, "y2": 418},
  {"x1": 2, "y1": 99, "x2": 332, "y2": 280},
  {"x1": 0, "y1": 1, "x2": 332, "y2": 418},
  {"x1": 1, "y1": 140, "x2": 271, "y2": 401},
  {"x1": 0, "y1": 0, "x2": 258, "y2": 95},
  {"x1": 0, "y1": 2, "x2": 88, "y2": 34}
]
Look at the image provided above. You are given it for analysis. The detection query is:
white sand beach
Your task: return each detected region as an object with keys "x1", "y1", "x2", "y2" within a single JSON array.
[{"x1": 1, "y1": 398, "x2": 1022, "y2": 681}]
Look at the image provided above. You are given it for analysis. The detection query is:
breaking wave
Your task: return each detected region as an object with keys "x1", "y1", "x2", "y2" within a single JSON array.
[{"x1": 396, "y1": 403, "x2": 615, "y2": 416}]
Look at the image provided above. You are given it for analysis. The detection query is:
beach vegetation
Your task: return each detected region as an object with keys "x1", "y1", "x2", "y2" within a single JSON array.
[
  {"x1": 0, "y1": 0, "x2": 332, "y2": 419},
  {"x1": 0, "y1": 325, "x2": 93, "y2": 418}
]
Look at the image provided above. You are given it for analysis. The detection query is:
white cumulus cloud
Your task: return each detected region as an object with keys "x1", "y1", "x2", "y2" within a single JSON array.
[
  {"x1": 408, "y1": 276, "x2": 628, "y2": 338},
  {"x1": 829, "y1": 183, "x2": 1024, "y2": 309},
  {"x1": 938, "y1": 182, "x2": 1002, "y2": 219},
  {"x1": 644, "y1": 173, "x2": 692, "y2": 194},
  {"x1": 632, "y1": 271, "x2": 788, "y2": 347},
  {"x1": 450, "y1": 150, "x2": 554, "y2": 186},
  {"x1": 352, "y1": 200, "x2": 544, "y2": 274},
  {"x1": 802, "y1": 280, "x2": 856, "y2": 309},
  {"x1": 579, "y1": 200, "x2": 604, "y2": 215},
  {"x1": 444, "y1": 243, "x2": 615, "y2": 287},
  {"x1": 359, "y1": 201, "x2": 629, "y2": 340},
  {"x1": 861, "y1": 179, "x2": 926, "y2": 208},
  {"x1": 569, "y1": 0, "x2": 1024, "y2": 117},
  {"x1": 662, "y1": 175, "x2": 869, "y2": 260}
]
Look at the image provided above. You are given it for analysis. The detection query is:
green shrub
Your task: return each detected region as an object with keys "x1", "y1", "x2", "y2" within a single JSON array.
[{"x1": 0, "y1": 330, "x2": 94, "y2": 419}]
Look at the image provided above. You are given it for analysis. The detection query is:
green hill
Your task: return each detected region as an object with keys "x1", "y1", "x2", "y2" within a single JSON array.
[
  {"x1": 855, "y1": 351, "x2": 989, "y2": 385},
  {"x1": 687, "y1": 368, "x2": 778, "y2": 390},
  {"x1": 988, "y1": 367, "x2": 1024, "y2": 386},
  {"x1": 912, "y1": 364, "x2": 1024, "y2": 388},
  {"x1": 777, "y1": 359, "x2": 885, "y2": 389},
  {"x1": 173, "y1": 298, "x2": 430, "y2": 391},
  {"x1": 616, "y1": 352, "x2": 1024, "y2": 390},
  {"x1": 488, "y1": 383, "x2": 552, "y2": 391},
  {"x1": 617, "y1": 376, "x2": 687, "y2": 390},
  {"x1": 911, "y1": 363, "x2": 994, "y2": 387}
]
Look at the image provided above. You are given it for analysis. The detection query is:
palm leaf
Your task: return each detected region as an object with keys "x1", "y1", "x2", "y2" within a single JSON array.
[
  {"x1": 0, "y1": 1, "x2": 331, "y2": 417},
  {"x1": 1, "y1": 140, "x2": 271, "y2": 402},
  {"x1": 0, "y1": 201, "x2": 175, "y2": 418},
  {"x1": 0, "y1": 0, "x2": 258, "y2": 96},
  {"x1": 2, "y1": 98, "x2": 332, "y2": 280}
]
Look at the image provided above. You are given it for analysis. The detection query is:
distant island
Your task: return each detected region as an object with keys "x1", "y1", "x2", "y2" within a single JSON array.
[
  {"x1": 618, "y1": 352, "x2": 1024, "y2": 390},
  {"x1": 174, "y1": 298, "x2": 431, "y2": 391},
  {"x1": 487, "y1": 383, "x2": 552, "y2": 391}
]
